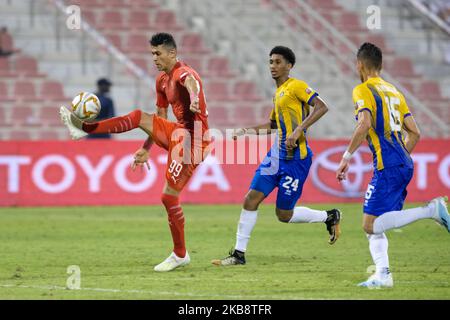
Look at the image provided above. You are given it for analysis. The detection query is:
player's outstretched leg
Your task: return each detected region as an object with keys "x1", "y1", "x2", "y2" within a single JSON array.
[
  {"x1": 369, "y1": 196, "x2": 449, "y2": 234},
  {"x1": 60, "y1": 106, "x2": 145, "y2": 140},
  {"x1": 212, "y1": 190, "x2": 264, "y2": 266},
  {"x1": 281, "y1": 206, "x2": 342, "y2": 245},
  {"x1": 154, "y1": 192, "x2": 190, "y2": 272}
]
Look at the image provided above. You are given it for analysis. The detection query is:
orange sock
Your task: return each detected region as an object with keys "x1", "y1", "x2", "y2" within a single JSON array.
[
  {"x1": 161, "y1": 194, "x2": 186, "y2": 258},
  {"x1": 82, "y1": 109, "x2": 142, "y2": 134}
]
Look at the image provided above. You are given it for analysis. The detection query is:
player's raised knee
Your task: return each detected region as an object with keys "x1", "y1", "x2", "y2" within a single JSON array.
[
  {"x1": 276, "y1": 208, "x2": 292, "y2": 223},
  {"x1": 363, "y1": 222, "x2": 374, "y2": 234}
]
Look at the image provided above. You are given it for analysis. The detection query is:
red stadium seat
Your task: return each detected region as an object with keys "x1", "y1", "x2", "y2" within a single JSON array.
[
  {"x1": 207, "y1": 57, "x2": 234, "y2": 77},
  {"x1": 180, "y1": 33, "x2": 209, "y2": 53},
  {"x1": 207, "y1": 106, "x2": 231, "y2": 127},
  {"x1": 183, "y1": 57, "x2": 204, "y2": 74},
  {"x1": 128, "y1": 11, "x2": 151, "y2": 30},
  {"x1": 15, "y1": 56, "x2": 43, "y2": 77},
  {"x1": 0, "y1": 57, "x2": 14, "y2": 77},
  {"x1": 336, "y1": 12, "x2": 364, "y2": 32},
  {"x1": 98, "y1": 10, "x2": 124, "y2": 30},
  {"x1": 131, "y1": 57, "x2": 150, "y2": 74},
  {"x1": 0, "y1": 107, "x2": 9, "y2": 126},
  {"x1": 0, "y1": 31, "x2": 14, "y2": 52},
  {"x1": 125, "y1": 34, "x2": 149, "y2": 53},
  {"x1": 38, "y1": 130, "x2": 60, "y2": 140},
  {"x1": 233, "y1": 81, "x2": 262, "y2": 101},
  {"x1": 366, "y1": 34, "x2": 393, "y2": 55},
  {"x1": 68, "y1": 0, "x2": 101, "y2": 8},
  {"x1": 40, "y1": 106, "x2": 64, "y2": 126},
  {"x1": 105, "y1": 34, "x2": 122, "y2": 50},
  {"x1": 81, "y1": 10, "x2": 96, "y2": 24},
  {"x1": 11, "y1": 105, "x2": 38, "y2": 125},
  {"x1": 41, "y1": 81, "x2": 67, "y2": 101},
  {"x1": 130, "y1": 0, "x2": 158, "y2": 8},
  {"x1": 233, "y1": 106, "x2": 257, "y2": 125},
  {"x1": 204, "y1": 81, "x2": 231, "y2": 101},
  {"x1": 385, "y1": 57, "x2": 417, "y2": 78},
  {"x1": 0, "y1": 82, "x2": 12, "y2": 101},
  {"x1": 9, "y1": 130, "x2": 31, "y2": 140},
  {"x1": 154, "y1": 10, "x2": 182, "y2": 30},
  {"x1": 417, "y1": 81, "x2": 444, "y2": 101},
  {"x1": 258, "y1": 104, "x2": 274, "y2": 122},
  {"x1": 14, "y1": 81, "x2": 37, "y2": 100}
]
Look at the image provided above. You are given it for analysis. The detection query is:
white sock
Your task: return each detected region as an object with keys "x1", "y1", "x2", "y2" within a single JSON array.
[
  {"x1": 235, "y1": 209, "x2": 258, "y2": 252},
  {"x1": 367, "y1": 233, "x2": 390, "y2": 275},
  {"x1": 289, "y1": 206, "x2": 327, "y2": 223},
  {"x1": 372, "y1": 203, "x2": 434, "y2": 234}
]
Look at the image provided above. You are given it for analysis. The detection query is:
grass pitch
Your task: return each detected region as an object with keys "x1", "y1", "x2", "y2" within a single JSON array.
[{"x1": 0, "y1": 203, "x2": 449, "y2": 299}]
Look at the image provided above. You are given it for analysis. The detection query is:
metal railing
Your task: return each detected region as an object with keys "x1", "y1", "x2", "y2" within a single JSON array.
[
  {"x1": 52, "y1": 0, "x2": 154, "y2": 106},
  {"x1": 407, "y1": 0, "x2": 450, "y2": 35},
  {"x1": 272, "y1": 0, "x2": 448, "y2": 136}
]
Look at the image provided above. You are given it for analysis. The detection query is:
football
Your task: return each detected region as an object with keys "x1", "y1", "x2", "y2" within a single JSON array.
[{"x1": 71, "y1": 92, "x2": 101, "y2": 120}]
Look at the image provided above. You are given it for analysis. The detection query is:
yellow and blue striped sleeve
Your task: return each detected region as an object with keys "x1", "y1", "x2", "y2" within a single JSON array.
[
  {"x1": 398, "y1": 92, "x2": 411, "y2": 120},
  {"x1": 293, "y1": 80, "x2": 318, "y2": 105},
  {"x1": 352, "y1": 85, "x2": 374, "y2": 118}
]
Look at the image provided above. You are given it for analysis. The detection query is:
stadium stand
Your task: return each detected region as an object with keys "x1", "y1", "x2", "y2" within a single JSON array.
[{"x1": 0, "y1": 0, "x2": 448, "y2": 140}]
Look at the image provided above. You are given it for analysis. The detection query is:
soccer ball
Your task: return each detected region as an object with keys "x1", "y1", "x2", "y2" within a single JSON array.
[{"x1": 71, "y1": 92, "x2": 101, "y2": 120}]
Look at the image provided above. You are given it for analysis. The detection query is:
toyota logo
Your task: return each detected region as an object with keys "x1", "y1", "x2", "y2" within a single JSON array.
[{"x1": 311, "y1": 145, "x2": 373, "y2": 198}]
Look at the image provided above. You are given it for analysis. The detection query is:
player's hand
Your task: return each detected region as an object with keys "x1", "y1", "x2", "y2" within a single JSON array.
[
  {"x1": 285, "y1": 129, "x2": 302, "y2": 150},
  {"x1": 131, "y1": 148, "x2": 150, "y2": 171},
  {"x1": 189, "y1": 96, "x2": 200, "y2": 113},
  {"x1": 336, "y1": 159, "x2": 349, "y2": 182},
  {"x1": 232, "y1": 128, "x2": 247, "y2": 140}
]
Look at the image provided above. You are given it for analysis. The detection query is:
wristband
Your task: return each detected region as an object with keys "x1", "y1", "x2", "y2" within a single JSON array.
[{"x1": 343, "y1": 150, "x2": 352, "y2": 161}]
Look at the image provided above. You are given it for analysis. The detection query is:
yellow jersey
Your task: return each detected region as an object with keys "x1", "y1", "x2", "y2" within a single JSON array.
[
  {"x1": 353, "y1": 77, "x2": 413, "y2": 171},
  {"x1": 269, "y1": 78, "x2": 318, "y2": 160}
]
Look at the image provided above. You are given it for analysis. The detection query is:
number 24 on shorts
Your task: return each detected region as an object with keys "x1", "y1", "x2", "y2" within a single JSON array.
[{"x1": 282, "y1": 176, "x2": 299, "y2": 191}]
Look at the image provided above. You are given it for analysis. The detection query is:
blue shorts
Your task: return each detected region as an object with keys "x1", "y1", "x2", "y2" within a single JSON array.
[
  {"x1": 249, "y1": 154, "x2": 312, "y2": 210},
  {"x1": 364, "y1": 164, "x2": 414, "y2": 216}
]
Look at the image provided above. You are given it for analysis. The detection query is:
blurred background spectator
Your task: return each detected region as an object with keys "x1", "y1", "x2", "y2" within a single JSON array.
[
  {"x1": 0, "y1": 26, "x2": 19, "y2": 57},
  {"x1": 87, "y1": 78, "x2": 116, "y2": 139}
]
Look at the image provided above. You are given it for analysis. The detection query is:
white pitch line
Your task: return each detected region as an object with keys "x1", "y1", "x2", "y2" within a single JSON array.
[{"x1": 0, "y1": 284, "x2": 312, "y2": 299}]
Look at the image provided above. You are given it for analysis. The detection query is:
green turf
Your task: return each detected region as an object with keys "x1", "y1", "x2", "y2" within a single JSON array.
[{"x1": 0, "y1": 203, "x2": 449, "y2": 299}]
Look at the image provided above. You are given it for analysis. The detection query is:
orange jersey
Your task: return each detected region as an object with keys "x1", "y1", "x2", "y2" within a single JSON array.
[{"x1": 155, "y1": 61, "x2": 209, "y2": 133}]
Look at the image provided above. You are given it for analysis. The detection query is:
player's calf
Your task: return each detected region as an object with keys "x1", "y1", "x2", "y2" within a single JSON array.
[
  {"x1": 275, "y1": 208, "x2": 293, "y2": 223},
  {"x1": 82, "y1": 109, "x2": 144, "y2": 134}
]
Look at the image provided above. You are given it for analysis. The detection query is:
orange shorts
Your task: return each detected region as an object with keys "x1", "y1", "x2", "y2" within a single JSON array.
[{"x1": 152, "y1": 115, "x2": 210, "y2": 191}]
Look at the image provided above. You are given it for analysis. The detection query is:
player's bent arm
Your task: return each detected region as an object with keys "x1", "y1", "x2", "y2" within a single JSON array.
[
  {"x1": 183, "y1": 74, "x2": 201, "y2": 113},
  {"x1": 183, "y1": 75, "x2": 200, "y2": 96},
  {"x1": 232, "y1": 122, "x2": 275, "y2": 140},
  {"x1": 403, "y1": 115, "x2": 421, "y2": 153},
  {"x1": 247, "y1": 122, "x2": 275, "y2": 135},
  {"x1": 336, "y1": 110, "x2": 371, "y2": 181},
  {"x1": 293, "y1": 96, "x2": 328, "y2": 134},
  {"x1": 346, "y1": 110, "x2": 371, "y2": 155}
]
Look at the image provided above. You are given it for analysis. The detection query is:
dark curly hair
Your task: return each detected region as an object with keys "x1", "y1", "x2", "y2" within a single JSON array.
[
  {"x1": 149, "y1": 33, "x2": 177, "y2": 49},
  {"x1": 270, "y1": 46, "x2": 296, "y2": 66},
  {"x1": 357, "y1": 42, "x2": 382, "y2": 71}
]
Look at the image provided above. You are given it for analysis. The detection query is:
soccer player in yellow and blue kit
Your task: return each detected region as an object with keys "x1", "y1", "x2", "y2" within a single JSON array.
[
  {"x1": 212, "y1": 46, "x2": 341, "y2": 266},
  {"x1": 336, "y1": 43, "x2": 450, "y2": 288}
]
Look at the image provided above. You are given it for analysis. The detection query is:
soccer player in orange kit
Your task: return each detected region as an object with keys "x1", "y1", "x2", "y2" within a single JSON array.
[{"x1": 60, "y1": 33, "x2": 210, "y2": 272}]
